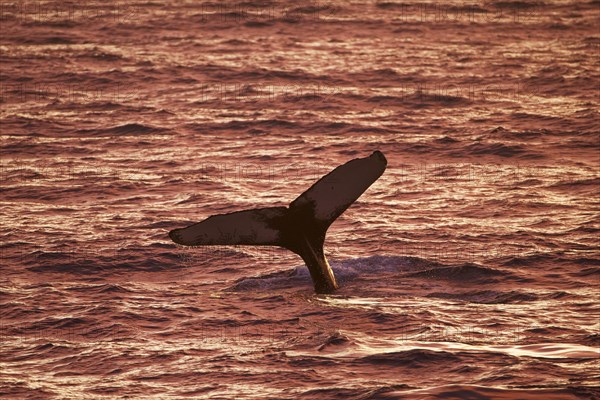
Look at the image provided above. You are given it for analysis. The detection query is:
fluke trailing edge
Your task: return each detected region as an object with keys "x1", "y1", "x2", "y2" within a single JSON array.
[{"x1": 169, "y1": 151, "x2": 387, "y2": 293}]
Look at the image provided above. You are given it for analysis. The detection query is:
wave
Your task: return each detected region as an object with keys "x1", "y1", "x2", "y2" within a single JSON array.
[
  {"x1": 486, "y1": 126, "x2": 549, "y2": 140},
  {"x1": 373, "y1": 385, "x2": 599, "y2": 400},
  {"x1": 489, "y1": 1, "x2": 544, "y2": 9},
  {"x1": 361, "y1": 92, "x2": 472, "y2": 107},
  {"x1": 185, "y1": 119, "x2": 396, "y2": 136},
  {"x1": 229, "y1": 256, "x2": 521, "y2": 292},
  {"x1": 426, "y1": 290, "x2": 539, "y2": 304},
  {"x1": 546, "y1": 177, "x2": 600, "y2": 191},
  {"x1": 358, "y1": 349, "x2": 464, "y2": 369},
  {"x1": 463, "y1": 142, "x2": 541, "y2": 158},
  {"x1": 24, "y1": 248, "x2": 186, "y2": 274},
  {"x1": 310, "y1": 332, "x2": 600, "y2": 360},
  {"x1": 64, "y1": 283, "x2": 132, "y2": 294},
  {"x1": 185, "y1": 119, "x2": 298, "y2": 133},
  {"x1": 75, "y1": 123, "x2": 168, "y2": 136},
  {"x1": 571, "y1": 267, "x2": 600, "y2": 277},
  {"x1": 407, "y1": 263, "x2": 514, "y2": 282},
  {"x1": 317, "y1": 331, "x2": 353, "y2": 352},
  {"x1": 200, "y1": 65, "x2": 333, "y2": 82},
  {"x1": 229, "y1": 255, "x2": 421, "y2": 291},
  {"x1": 502, "y1": 253, "x2": 600, "y2": 268}
]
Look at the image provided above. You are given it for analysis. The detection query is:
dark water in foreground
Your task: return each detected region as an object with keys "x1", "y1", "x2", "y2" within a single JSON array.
[{"x1": 1, "y1": 1, "x2": 599, "y2": 398}]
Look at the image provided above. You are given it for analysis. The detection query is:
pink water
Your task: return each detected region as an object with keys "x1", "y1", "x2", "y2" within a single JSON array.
[{"x1": 1, "y1": 1, "x2": 599, "y2": 399}]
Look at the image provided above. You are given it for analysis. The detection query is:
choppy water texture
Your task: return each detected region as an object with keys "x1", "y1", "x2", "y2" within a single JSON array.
[{"x1": 1, "y1": 1, "x2": 599, "y2": 399}]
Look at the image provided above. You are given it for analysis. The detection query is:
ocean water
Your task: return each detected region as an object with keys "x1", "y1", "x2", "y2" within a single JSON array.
[{"x1": 1, "y1": 1, "x2": 599, "y2": 399}]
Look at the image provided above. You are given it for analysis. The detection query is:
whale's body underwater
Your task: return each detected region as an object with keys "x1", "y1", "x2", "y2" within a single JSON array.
[{"x1": 169, "y1": 151, "x2": 387, "y2": 293}]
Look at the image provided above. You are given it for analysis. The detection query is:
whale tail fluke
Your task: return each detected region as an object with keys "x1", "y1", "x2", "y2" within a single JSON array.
[
  {"x1": 169, "y1": 150, "x2": 387, "y2": 293},
  {"x1": 168, "y1": 207, "x2": 288, "y2": 247}
]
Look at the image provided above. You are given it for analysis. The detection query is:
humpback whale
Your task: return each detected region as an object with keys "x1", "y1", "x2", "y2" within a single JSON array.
[{"x1": 169, "y1": 151, "x2": 387, "y2": 293}]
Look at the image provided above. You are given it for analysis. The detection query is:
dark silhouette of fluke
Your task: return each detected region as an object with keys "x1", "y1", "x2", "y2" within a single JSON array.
[{"x1": 169, "y1": 151, "x2": 387, "y2": 293}]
